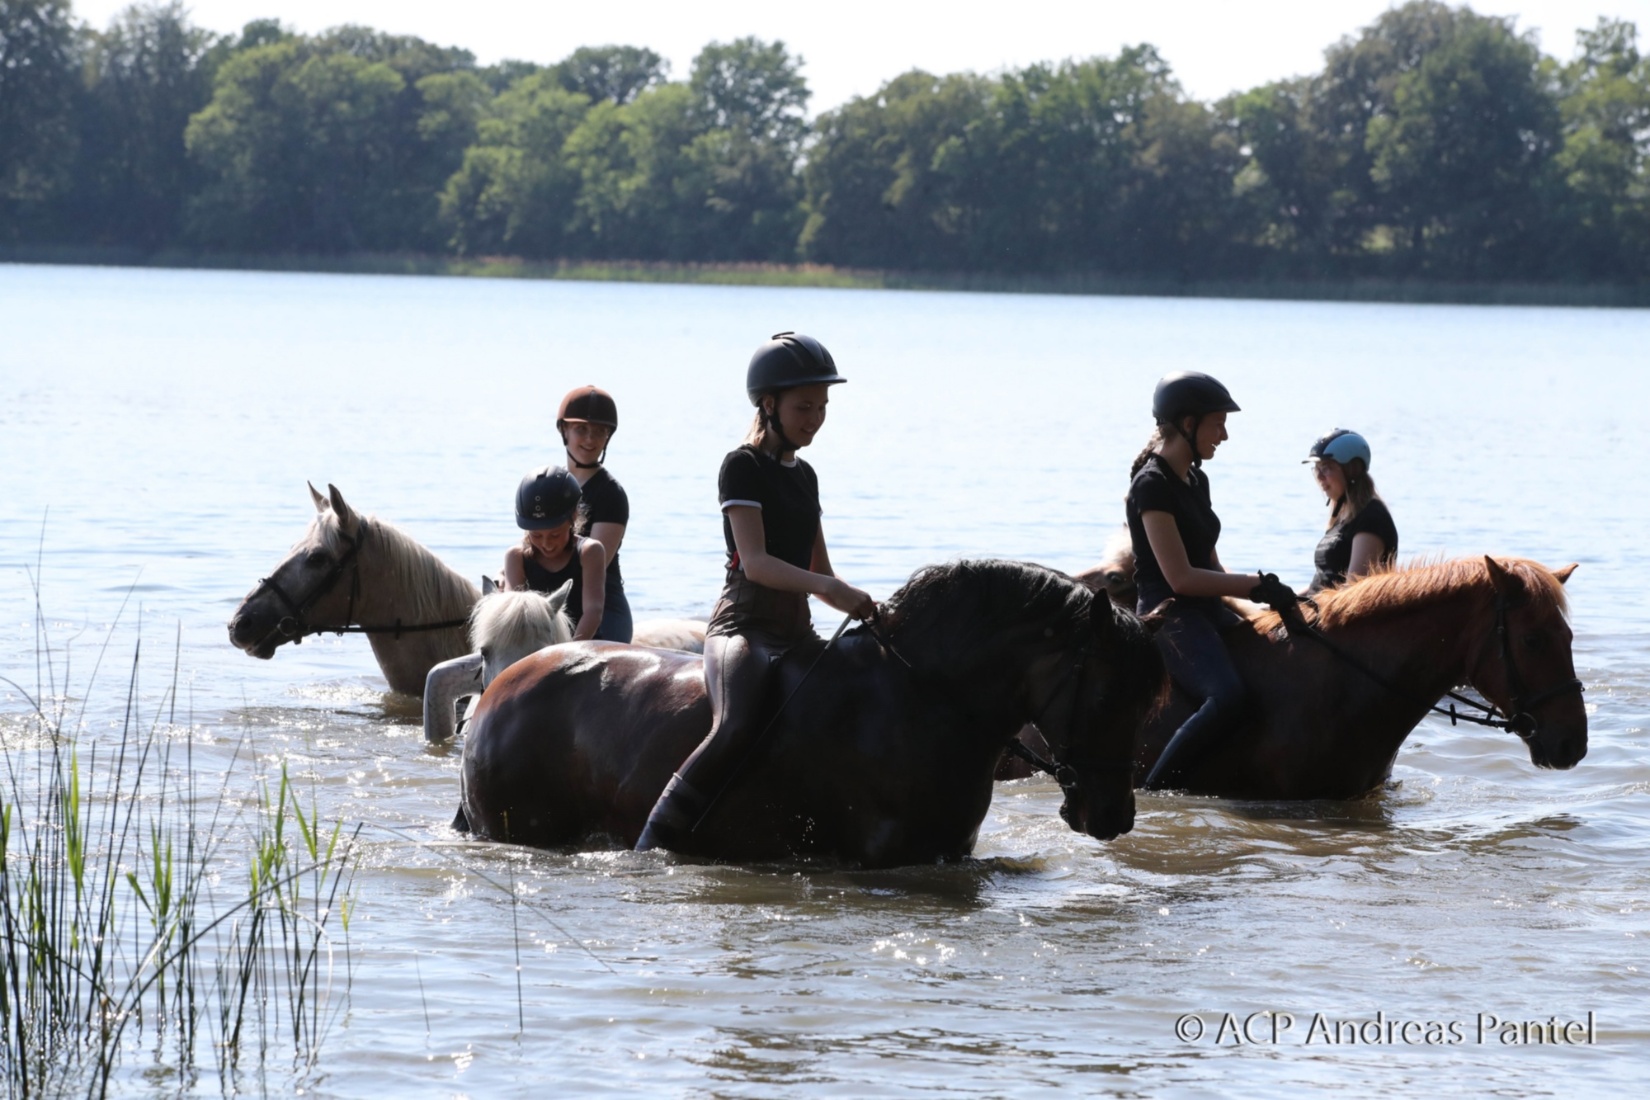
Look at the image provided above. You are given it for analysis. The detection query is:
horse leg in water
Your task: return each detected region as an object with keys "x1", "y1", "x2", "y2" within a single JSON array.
[
  {"x1": 1141, "y1": 607, "x2": 1245, "y2": 790},
  {"x1": 636, "y1": 631, "x2": 782, "y2": 851}
]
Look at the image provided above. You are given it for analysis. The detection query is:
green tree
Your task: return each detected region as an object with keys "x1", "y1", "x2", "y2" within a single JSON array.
[
  {"x1": 71, "y1": 2, "x2": 223, "y2": 247},
  {"x1": 549, "y1": 44, "x2": 667, "y2": 104},
  {"x1": 0, "y1": 0, "x2": 80, "y2": 238},
  {"x1": 1549, "y1": 19, "x2": 1650, "y2": 277}
]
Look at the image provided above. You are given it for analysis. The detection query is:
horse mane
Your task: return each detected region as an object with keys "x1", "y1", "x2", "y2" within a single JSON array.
[
  {"x1": 882, "y1": 559, "x2": 1093, "y2": 656},
  {"x1": 314, "y1": 509, "x2": 478, "y2": 622},
  {"x1": 1250, "y1": 556, "x2": 1570, "y2": 633},
  {"x1": 469, "y1": 590, "x2": 573, "y2": 654}
]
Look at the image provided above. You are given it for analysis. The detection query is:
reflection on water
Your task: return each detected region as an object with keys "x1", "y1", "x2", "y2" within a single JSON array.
[{"x1": 2, "y1": 265, "x2": 1648, "y2": 1094}]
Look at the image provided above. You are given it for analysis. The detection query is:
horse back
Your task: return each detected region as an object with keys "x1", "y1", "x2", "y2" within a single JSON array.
[{"x1": 460, "y1": 643, "x2": 711, "y2": 847}]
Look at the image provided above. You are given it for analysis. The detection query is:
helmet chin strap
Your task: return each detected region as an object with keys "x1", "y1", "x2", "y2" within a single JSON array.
[
  {"x1": 762, "y1": 401, "x2": 801, "y2": 457},
  {"x1": 1178, "y1": 415, "x2": 1204, "y2": 470}
]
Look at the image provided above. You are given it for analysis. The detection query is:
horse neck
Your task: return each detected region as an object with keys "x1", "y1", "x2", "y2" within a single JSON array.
[
  {"x1": 352, "y1": 518, "x2": 479, "y2": 695},
  {"x1": 1316, "y1": 585, "x2": 1488, "y2": 727}
]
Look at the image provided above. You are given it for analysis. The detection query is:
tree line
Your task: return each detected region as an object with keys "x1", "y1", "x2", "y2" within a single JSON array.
[{"x1": 2, "y1": 0, "x2": 1647, "y2": 281}]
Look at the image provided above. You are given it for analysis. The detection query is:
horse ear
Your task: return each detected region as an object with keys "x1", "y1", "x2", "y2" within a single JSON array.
[
  {"x1": 549, "y1": 578, "x2": 574, "y2": 610},
  {"x1": 1139, "y1": 599, "x2": 1173, "y2": 635},
  {"x1": 308, "y1": 481, "x2": 328, "y2": 513},
  {"x1": 327, "y1": 484, "x2": 359, "y2": 532},
  {"x1": 482, "y1": 575, "x2": 497, "y2": 596},
  {"x1": 1552, "y1": 563, "x2": 1578, "y2": 585},
  {"x1": 1483, "y1": 555, "x2": 1514, "y2": 596}
]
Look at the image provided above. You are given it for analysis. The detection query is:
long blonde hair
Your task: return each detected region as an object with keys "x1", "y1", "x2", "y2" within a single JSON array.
[{"x1": 1326, "y1": 461, "x2": 1380, "y2": 529}]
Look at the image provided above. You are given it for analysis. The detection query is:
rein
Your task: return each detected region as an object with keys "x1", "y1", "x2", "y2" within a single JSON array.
[
  {"x1": 249, "y1": 522, "x2": 470, "y2": 650},
  {"x1": 1283, "y1": 590, "x2": 1582, "y2": 742}
]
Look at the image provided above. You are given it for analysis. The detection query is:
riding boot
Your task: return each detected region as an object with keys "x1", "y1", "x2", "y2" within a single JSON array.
[
  {"x1": 1142, "y1": 698, "x2": 1228, "y2": 791},
  {"x1": 634, "y1": 772, "x2": 712, "y2": 852}
]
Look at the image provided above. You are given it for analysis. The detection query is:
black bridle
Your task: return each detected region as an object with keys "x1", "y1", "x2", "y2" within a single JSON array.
[
  {"x1": 870, "y1": 606, "x2": 1129, "y2": 797},
  {"x1": 1285, "y1": 589, "x2": 1583, "y2": 743},
  {"x1": 247, "y1": 522, "x2": 469, "y2": 651}
]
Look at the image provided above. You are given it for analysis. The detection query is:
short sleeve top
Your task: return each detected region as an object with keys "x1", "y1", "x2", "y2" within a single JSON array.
[
  {"x1": 718, "y1": 445, "x2": 821, "y2": 572},
  {"x1": 1308, "y1": 498, "x2": 1398, "y2": 594},
  {"x1": 575, "y1": 467, "x2": 629, "y2": 583},
  {"x1": 1125, "y1": 453, "x2": 1222, "y2": 612}
]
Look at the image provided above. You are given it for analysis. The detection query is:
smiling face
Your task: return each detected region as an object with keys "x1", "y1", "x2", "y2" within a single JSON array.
[
  {"x1": 1313, "y1": 458, "x2": 1347, "y2": 501},
  {"x1": 524, "y1": 519, "x2": 576, "y2": 558},
  {"x1": 766, "y1": 383, "x2": 831, "y2": 449},
  {"x1": 561, "y1": 420, "x2": 613, "y2": 466},
  {"x1": 1185, "y1": 410, "x2": 1228, "y2": 462}
]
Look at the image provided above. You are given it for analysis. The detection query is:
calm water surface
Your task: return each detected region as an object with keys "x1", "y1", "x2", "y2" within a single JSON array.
[{"x1": 1, "y1": 264, "x2": 1647, "y2": 1095}]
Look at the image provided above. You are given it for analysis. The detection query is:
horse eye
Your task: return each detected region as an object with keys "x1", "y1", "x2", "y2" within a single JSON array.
[{"x1": 1523, "y1": 631, "x2": 1548, "y2": 651}]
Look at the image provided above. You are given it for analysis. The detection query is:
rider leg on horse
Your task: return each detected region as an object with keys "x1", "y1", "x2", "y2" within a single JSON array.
[
  {"x1": 1126, "y1": 372, "x2": 1300, "y2": 790},
  {"x1": 635, "y1": 333, "x2": 876, "y2": 853}
]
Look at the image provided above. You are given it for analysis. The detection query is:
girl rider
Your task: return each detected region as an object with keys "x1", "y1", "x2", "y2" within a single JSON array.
[
  {"x1": 635, "y1": 332, "x2": 877, "y2": 853},
  {"x1": 503, "y1": 466, "x2": 609, "y2": 642},
  {"x1": 1125, "y1": 371, "x2": 1298, "y2": 790},
  {"x1": 557, "y1": 385, "x2": 634, "y2": 643},
  {"x1": 1304, "y1": 429, "x2": 1398, "y2": 596}
]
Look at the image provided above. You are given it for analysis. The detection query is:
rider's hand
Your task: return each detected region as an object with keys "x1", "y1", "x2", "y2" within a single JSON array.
[
  {"x1": 1249, "y1": 572, "x2": 1301, "y2": 612},
  {"x1": 823, "y1": 578, "x2": 876, "y2": 620}
]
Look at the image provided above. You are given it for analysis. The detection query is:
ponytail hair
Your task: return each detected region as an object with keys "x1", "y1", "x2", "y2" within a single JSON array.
[{"x1": 1130, "y1": 425, "x2": 1169, "y2": 479}]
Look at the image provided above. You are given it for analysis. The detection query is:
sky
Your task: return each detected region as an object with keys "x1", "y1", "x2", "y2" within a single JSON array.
[{"x1": 72, "y1": 0, "x2": 1650, "y2": 111}]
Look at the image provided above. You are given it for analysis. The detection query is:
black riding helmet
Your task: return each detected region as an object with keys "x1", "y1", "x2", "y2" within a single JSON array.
[
  {"x1": 1152, "y1": 371, "x2": 1240, "y2": 424},
  {"x1": 515, "y1": 466, "x2": 582, "y2": 530},
  {"x1": 746, "y1": 332, "x2": 846, "y2": 405},
  {"x1": 1152, "y1": 371, "x2": 1240, "y2": 470}
]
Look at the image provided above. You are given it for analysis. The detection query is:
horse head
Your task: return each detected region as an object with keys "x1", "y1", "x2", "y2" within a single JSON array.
[
  {"x1": 228, "y1": 483, "x2": 368, "y2": 658},
  {"x1": 470, "y1": 582, "x2": 575, "y2": 687},
  {"x1": 1033, "y1": 586, "x2": 1166, "y2": 842},
  {"x1": 1465, "y1": 558, "x2": 1587, "y2": 770},
  {"x1": 1073, "y1": 531, "x2": 1138, "y2": 610}
]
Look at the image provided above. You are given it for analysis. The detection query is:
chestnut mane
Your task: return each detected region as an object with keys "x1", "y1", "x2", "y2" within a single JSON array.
[{"x1": 1246, "y1": 557, "x2": 1570, "y2": 633}]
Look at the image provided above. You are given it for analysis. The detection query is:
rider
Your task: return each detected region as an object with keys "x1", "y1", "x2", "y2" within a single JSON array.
[
  {"x1": 557, "y1": 384, "x2": 634, "y2": 642},
  {"x1": 1304, "y1": 428, "x2": 1398, "y2": 595},
  {"x1": 635, "y1": 332, "x2": 877, "y2": 852},
  {"x1": 1125, "y1": 371, "x2": 1298, "y2": 790},
  {"x1": 503, "y1": 466, "x2": 609, "y2": 642}
]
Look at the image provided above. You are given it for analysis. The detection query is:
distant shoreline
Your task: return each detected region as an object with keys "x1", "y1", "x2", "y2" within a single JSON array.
[{"x1": 6, "y1": 246, "x2": 1647, "y2": 309}]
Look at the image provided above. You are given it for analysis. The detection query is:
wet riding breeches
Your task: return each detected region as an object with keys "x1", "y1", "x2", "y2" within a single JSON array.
[
  {"x1": 634, "y1": 573, "x2": 812, "y2": 850},
  {"x1": 1142, "y1": 602, "x2": 1247, "y2": 790}
]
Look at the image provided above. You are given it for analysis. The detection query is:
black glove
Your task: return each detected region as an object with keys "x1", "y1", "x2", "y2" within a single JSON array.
[{"x1": 1250, "y1": 572, "x2": 1300, "y2": 612}]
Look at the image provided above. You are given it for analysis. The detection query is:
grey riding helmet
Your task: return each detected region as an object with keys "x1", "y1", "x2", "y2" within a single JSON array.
[
  {"x1": 515, "y1": 466, "x2": 582, "y2": 530},
  {"x1": 746, "y1": 332, "x2": 846, "y2": 404},
  {"x1": 1305, "y1": 429, "x2": 1372, "y2": 472},
  {"x1": 1151, "y1": 371, "x2": 1240, "y2": 424}
]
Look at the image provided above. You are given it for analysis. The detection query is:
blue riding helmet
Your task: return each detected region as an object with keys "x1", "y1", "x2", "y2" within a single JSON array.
[{"x1": 1306, "y1": 429, "x2": 1372, "y2": 471}]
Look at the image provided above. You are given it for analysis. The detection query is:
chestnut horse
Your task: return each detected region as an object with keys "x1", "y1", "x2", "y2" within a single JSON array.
[
  {"x1": 458, "y1": 560, "x2": 1166, "y2": 867},
  {"x1": 228, "y1": 483, "x2": 704, "y2": 696},
  {"x1": 1020, "y1": 556, "x2": 1585, "y2": 800}
]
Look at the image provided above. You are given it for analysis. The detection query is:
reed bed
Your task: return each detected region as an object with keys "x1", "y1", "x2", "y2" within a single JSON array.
[{"x1": 0, "y1": 588, "x2": 359, "y2": 1096}]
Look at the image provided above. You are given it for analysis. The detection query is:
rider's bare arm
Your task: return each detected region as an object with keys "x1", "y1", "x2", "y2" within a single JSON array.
[
  {"x1": 1140, "y1": 510, "x2": 1258, "y2": 599},
  {"x1": 727, "y1": 507, "x2": 873, "y2": 618}
]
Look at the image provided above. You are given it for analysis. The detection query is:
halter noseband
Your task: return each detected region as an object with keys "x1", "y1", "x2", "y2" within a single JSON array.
[{"x1": 248, "y1": 520, "x2": 469, "y2": 650}]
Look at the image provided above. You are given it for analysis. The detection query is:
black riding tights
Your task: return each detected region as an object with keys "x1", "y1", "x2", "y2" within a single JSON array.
[{"x1": 1142, "y1": 605, "x2": 1246, "y2": 790}]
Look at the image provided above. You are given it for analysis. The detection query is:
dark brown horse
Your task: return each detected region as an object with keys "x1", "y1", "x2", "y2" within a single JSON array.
[
  {"x1": 1021, "y1": 556, "x2": 1585, "y2": 799},
  {"x1": 458, "y1": 560, "x2": 1166, "y2": 866}
]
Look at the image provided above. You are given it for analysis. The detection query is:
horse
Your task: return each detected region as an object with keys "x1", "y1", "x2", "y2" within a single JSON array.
[
  {"x1": 228, "y1": 483, "x2": 706, "y2": 697},
  {"x1": 1017, "y1": 555, "x2": 1586, "y2": 800},
  {"x1": 1072, "y1": 529, "x2": 1138, "y2": 610},
  {"x1": 422, "y1": 582, "x2": 576, "y2": 744},
  {"x1": 457, "y1": 559, "x2": 1168, "y2": 867}
]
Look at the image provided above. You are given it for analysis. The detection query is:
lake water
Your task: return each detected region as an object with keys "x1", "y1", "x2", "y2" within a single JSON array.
[{"x1": 2, "y1": 263, "x2": 1647, "y2": 1094}]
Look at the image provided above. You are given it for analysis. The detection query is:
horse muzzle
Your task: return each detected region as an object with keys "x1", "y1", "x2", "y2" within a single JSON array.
[{"x1": 1060, "y1": 784, "x2": 1136, "y2": 841}]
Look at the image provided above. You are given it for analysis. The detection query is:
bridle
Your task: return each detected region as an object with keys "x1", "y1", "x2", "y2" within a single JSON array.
[
  {"x1": 1286, "y1": 587, "x2": 1583, "y2": 744},
  {"x1": 246, "y1": 521, "x2": 469, "y2": 651},
  {"x1": 870, "y1": 604, "x2": 1132, "y2": 798}
]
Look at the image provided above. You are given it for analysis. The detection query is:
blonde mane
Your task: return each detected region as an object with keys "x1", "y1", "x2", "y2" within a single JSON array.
[
  {"x1": 313, "y1": 509, "x2": 478, "y2": 623},
  {"x1": 469, "y1": 589, "x2": 574, "y2": 657},
  {"x1": 1247, "y1": 557, "x2": 1570, "y2": 633}
]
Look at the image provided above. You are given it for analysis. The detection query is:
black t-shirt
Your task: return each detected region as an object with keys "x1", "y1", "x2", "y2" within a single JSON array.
[
  {"x1": 522, "y1": 536, "x2": 592, "y2": 621},
  {"x1": 1126, "y1": 453, "x2": 1222, "y2": 612},
  {"x1": 718, "y1": 445, "x2": 820, "y2": 572},
  {"x1": 575, "y1": 467, "x2": 628, "y2": 583},
  {"x1": 1308, "y1": 498, "x2": 1398, "y2": 594}
]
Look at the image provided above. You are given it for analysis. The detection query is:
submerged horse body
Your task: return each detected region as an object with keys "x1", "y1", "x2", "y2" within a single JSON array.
[
  {"x1": 459, "y1": 560, "x2": 1166, "y2": 867},
  {"x1": 1019, "y1": 555, "x2": 1584, "y2": 800},
  {"x1": 228, "y1": 483, "x2": 705, "y2": 697}
]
